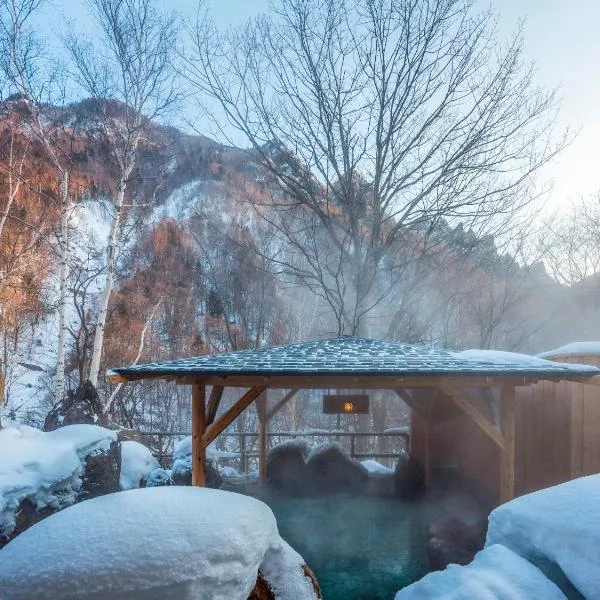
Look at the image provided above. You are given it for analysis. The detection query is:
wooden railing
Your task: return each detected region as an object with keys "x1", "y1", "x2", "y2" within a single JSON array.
[{"x1": 142, "y1": 430, "x2": 409, "y2": 471}]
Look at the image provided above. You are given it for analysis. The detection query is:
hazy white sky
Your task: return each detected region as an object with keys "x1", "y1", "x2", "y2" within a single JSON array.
[{"x1": 48, "y1": 0, "x2": 600, "y2": 210}]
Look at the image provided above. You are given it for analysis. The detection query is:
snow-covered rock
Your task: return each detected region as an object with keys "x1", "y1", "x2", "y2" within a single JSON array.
[
  {"x1": 146, "y1": 468, "x2": 173, "y2": 487},
  {"x1": 395, "y1": 544, "x2": 565, "y2": 599},
  {"x1": 361, "y1": 459, "x2": 394, "y2": 474},
  {"x1": 120, "y1": 441, "x2": 160, "y2": 490},
  {"x1": 0, "y1": 487, "x2": 320, "y2": 600},
  {"x1": 171, "y1": 436, "x2": 222, "y2": 488},
  {"x1": 0, "y1": 424, "x2": 117, "y2": 541},
  {"x1": 486, "y1": 474, "x2": 600, "y2": 599}
]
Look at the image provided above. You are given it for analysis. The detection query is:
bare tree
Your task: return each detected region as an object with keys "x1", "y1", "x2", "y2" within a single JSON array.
[
  {"x1": 183, "y1": 0, "x2": 565, "y2": 335},
  {"x1": 0, "y1": 0, "x2": 81, "y2": 403},
  {"x1": 66, "y1": 0, "x2": 177, "y2": 388}
]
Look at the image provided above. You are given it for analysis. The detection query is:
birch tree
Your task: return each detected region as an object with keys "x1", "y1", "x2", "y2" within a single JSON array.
[
  {"x1": 183, "y1": 0, "x2": 566, "y2": 335},
  {"x1": 0, "y1": 0, "x2": 77, "y2": 403},
  {"x1": 67, "y1": 0, "x2": 177, "y2": 388}
]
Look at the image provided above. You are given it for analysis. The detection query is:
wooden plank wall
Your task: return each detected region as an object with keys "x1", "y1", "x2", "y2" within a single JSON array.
[{"x1": 552, "y1": 355, "x2": 600, "y2": 478}]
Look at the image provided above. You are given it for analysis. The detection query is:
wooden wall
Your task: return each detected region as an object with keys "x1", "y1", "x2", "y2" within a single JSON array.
[{"x1": 408, "y1": 356, "x2": 600, "y2": 502}]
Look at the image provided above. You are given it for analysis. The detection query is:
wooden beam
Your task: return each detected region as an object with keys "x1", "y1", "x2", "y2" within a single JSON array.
[
  {"x1": 438, "y1": 383, "x2": 505, "y2": 449},
  {"x1": 394, "y1": 389, "x2": 431, "y2": 420},
  {"x1": 191, "y1": 384, "x2": 206, "y2": 487},
  {"x1": 500, "y1": 385, "x2": 516, "y2": 503},
  {"x1": 202, "y1": 386, "x2": 267, "y2": 446},
  {"x1": 256, "y1": 392, "x2": 268, "y2": 486},
  {"x1": 423, "y1": 401, "x2": 434, "y2": 487},
  {"x1": 173, "y1": 374, "x2": 546, "y2": 389},
  {"x1": 266, "y1": 389, "x2": 299, "y2": 421},
  {"x1": 206, "y1": 385, "x2": 224, "y2": 426},
  {"x1": 584, "y1": 375, "x2": 600, "y2": 387}
]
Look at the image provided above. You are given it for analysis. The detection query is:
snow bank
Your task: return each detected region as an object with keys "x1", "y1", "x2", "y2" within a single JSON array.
[
  {"x1": 0, "y1": 487, "x2": 319, "y2": 600},
  {"x1": 0, "y1": 425, "x2": 116, "y2": 538},
  {"x1": 486, "y1": 474, "x2": 600, "y2": 598},
  {"x1": 538, "y1": 341, "x2": 600, "y2": 359},
  {"x1": 120, "y1": 441, "x2": 160, "y2": 490},
  {"x1": 395, "y1": 544, "x2": 565, "y2": 599},
  {"x1": 361, "y1": 460, "x2": 393, "y2": 474}
]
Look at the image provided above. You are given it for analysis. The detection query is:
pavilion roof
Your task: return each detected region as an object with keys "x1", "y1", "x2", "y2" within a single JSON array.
[{"x1": 107, "y1": 337, "x2": 600, "y2": 383}]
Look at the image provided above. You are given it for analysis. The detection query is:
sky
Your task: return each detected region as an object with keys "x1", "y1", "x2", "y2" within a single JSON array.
[{"x1": 39, "y1": 0, "x2": 600, "y2": 212}]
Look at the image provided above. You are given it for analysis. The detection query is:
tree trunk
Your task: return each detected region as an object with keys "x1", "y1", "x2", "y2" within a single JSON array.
[
  {"x1": 88, "y1": 176, "x2": 127, "y2": 388},
  {"x1": 55, "y1": 169, "x2": 70, "y2": 402}
]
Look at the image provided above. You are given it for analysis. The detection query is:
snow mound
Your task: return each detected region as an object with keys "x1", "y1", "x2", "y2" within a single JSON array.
[
  {"x1": 0, "y1": 425, "x2": 117, "y2": 538},
  {"x1": 120, "y1": 441, "x2": 160, "y2": 490},
  {"x1": 486, "y1": 474, "x2": 600, "y2": 599},
  {"x1": 0, "y1": 487, "x2": 318, "y2": 600},
  {"x1": 361, "y1": 460, "x2": 393, "y2": 474},
  {"x1": 395, "y1": 544, "x2": 565, "y2": 599},
  {"x1": 538, "y1": 341, "x2": 600, "y2": 359}
]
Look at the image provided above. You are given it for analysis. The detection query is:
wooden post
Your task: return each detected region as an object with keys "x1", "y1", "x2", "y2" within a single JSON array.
[
  {"x1": 257, "y1": 391, "x2": 268, "y2": 486},
  {"x1": 500, "y1": 385, "x2": 516, "y2": 503},
  {"x1": 423, "y1": 405, "x2": 432, "y2": 487},
  {"x1": 192, "y1": 383, "x2": 206, "y2": 487}
]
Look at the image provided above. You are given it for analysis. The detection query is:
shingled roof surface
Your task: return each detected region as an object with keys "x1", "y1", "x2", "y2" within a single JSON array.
[{"x1": 109, "y1": 337, "x2": 600, "y2": 379}]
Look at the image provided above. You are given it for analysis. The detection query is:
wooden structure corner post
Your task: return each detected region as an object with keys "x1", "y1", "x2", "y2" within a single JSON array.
[
  {"x1": 192, "y1": 383, "x2": 207, "y2": 487},
  {"x1": 500, "y1": 385, "x2": 516, "y2": 503},
  {"x1": 424, "y1": 399, "x2": 433, "y2": 488},
  {"x1": 256, "y1": 391, "x2": 268, "y2": 487}
]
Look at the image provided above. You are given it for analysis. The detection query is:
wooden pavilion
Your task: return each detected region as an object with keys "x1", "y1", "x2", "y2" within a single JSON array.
[{"x1": 107, "y1": 337, "x2": 600, "y2": 504}]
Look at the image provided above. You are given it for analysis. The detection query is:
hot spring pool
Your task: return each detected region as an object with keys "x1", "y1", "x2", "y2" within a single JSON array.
[{"x1": 242, "y1": 487, "x2": 434, "y2": 600}]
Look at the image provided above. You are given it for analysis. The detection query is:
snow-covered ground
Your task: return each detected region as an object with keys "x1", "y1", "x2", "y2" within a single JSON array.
[
  {"x1": 119, "y1": 441, "x2": 160, "y2": 490},
  {"x1": 0, "y1": 487, "x2": 319, "y2": 600},
  {"x1": 0, "y1": 424, "x2": 116, "y2": 538}
]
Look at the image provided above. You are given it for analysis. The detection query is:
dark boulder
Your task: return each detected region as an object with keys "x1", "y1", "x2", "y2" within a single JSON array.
[
  {"x1": 44, "y1": 381, "x2": 105, "y2": 431},
  {"x1": 394, "y1": 453, "x2": 425, "y2": 499},
  {"x1": 426, "y1": 516, "x2": 487, "y2": 571},
  {"x1": 80, "y1": 440, "x2": 121, "y2": 500},
  {"x1": 171, "y1": 458, "x2": 223, "y2": 488},
  {"x1": 266, "y1": 439, "x2": 311, "y2": 494},
  {"x1": 304, "y1": 443, "x2": 369, "y2": 494}
]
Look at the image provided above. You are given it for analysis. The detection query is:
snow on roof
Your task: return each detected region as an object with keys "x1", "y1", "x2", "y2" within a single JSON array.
[
  {"x1": 538, "y1": 341, "x2": 600, "y2": 358},
  {"x1": 0, "y1": 425, "x2": 116, "y2": 538},
  {"x1": 119, "y1": 441, "x2": 160, "y2": 491},
  {"x1": 458, "y1": 348, "x2": 598, "y2": 375},
  {"x1": 487, "y1": 473, "x2": 600, "y2": 599},
  {"x1": 0, "y1": 487, "x2": 318, "y2": 600},
  {"x1": 109, "y1": 336, "x2": 600, "y2": 380},
  {"x1": 394, "y1": 544, "x2": 565, "y2": 599}
]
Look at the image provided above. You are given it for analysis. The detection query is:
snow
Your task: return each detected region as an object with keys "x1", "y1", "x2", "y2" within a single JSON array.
[
  {"x1": 360, "y1": 460, "x2": 394, "y2": 474},
  {"x1": 220, "y1": 465, "x2": 241, "y2": 478},
  {"x1": 486, "y1": 474, "x2": 600, "y2": 599},
  {"x1": 146, "y1": 468, "x2": 173, "y2": 487},
  {"x1": 459, "y1": 348, "x2": 560, "y2": 366},
  {"x1": 0, "y1": 487, "x2": 319, "y2": 600},
  {"x1": 395, "y1": 544, "x2": 565, "y2": 599},
  {"x1": 120, "y1": 441, "x2": 160, "y2": 490},
  {"x1": 383, "y1": 426, "x2": 410, "y2": 435},
  {"x1": 0, "y1": 425, "x2": 116, "y2": 538},
  {"x1": 538, "y1": 341, "x2": 600, "y2": 358},
  {"x1": 458, "y1": 348, "x2": 598, "y2": 372}
]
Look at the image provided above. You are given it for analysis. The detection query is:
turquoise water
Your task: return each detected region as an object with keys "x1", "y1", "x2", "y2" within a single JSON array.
[{"x1": 244, "y1": 488, "x2": 433, "y2": 600}]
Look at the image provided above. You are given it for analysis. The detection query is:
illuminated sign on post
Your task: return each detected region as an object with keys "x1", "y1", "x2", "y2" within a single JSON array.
[{"x1": 323, "y1": 394, "x2": 370, "y2": 414}]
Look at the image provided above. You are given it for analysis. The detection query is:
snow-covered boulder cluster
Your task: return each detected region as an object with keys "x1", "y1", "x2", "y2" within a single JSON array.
[
  {"x1": 120, "y1": 440, "x2": 160, "y2": 490},
  {"x1": 0, "y1": 424, "x2": 119, "y2": 547},
  {"x1": 397, "y1": 474, "x2": 600, "y2": 598},
  {"x1": 0, "y1": 487, "x2": 321, "y2": 600}
]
